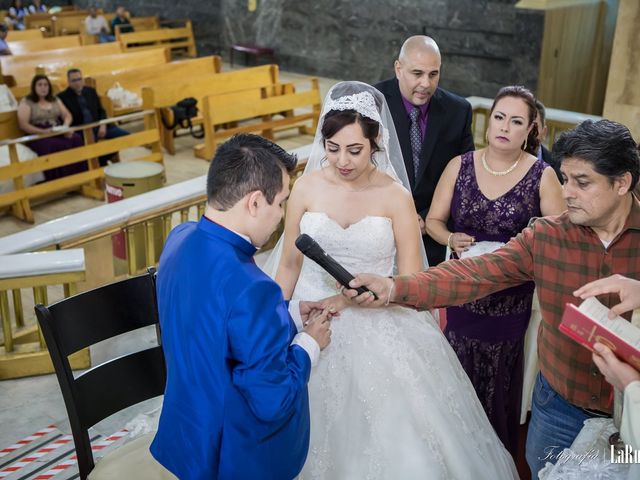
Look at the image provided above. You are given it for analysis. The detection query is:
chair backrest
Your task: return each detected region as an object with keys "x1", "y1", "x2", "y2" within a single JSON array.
[{"x1": 35, "y1": 268, "x2": 166, "y2": 480}]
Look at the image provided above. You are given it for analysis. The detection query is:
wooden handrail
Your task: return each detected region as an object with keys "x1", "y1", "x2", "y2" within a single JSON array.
[{"x1": 0, "y1": 110, "x2": 152, "y2": 147}]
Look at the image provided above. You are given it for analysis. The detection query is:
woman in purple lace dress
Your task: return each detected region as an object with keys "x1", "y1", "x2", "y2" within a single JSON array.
[{"x1": 425, "y1": 86, "x2": 564, "y2": 456}]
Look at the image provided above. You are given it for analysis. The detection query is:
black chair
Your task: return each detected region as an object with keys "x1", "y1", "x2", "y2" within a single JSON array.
[{"x1": 35, "y1": 268, "x2": 171, "y2": 480}]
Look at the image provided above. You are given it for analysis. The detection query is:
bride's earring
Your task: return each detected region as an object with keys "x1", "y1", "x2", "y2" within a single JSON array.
[{"x1": 485, "y1": 130, "x2": 489, "y2": 145}]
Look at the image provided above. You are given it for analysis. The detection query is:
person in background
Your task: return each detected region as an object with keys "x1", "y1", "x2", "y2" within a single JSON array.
[
  {"x1": 17, "y1": 74, "x2": 84, "y2": 180},
  {"x1": 575, "y1": 275, "x2": 640, "y2": 451},
  {"x1": 344, "y1": 118, "x2": 640, "y2": 478},
  {"x1": 111, "y1": 6, "x2": 133, "y2": 34},
  {"x1": 58, "y1": 68, "x2": 128, "y2": 166},
  {"x1": 425, "y1": 85, "x2": 564, "y2": 456},
  {"x1": 535, "y1": 99, "x2": 562, "y2": 183},
  {"x1": 8, "y1": 0, "x2": 29, "y2": 30},
  {"x1": 28, "y1": 0, "x2": 47, "y2": 14},
  {"x1": 84, "y1": 7, "x2": 114, "y2": 43},
  {"x1": 375, "y1": 35, "x2": 475, "y2": 266},
  {"x1": 150, "y1": 134, "x2": 332, "y2": 479},
  {"x1": 0, "y1": 25, "x2": 12, "y2": 56}
]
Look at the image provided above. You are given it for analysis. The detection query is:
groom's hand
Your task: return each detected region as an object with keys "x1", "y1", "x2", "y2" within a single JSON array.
[
  {"x1": 343, "y1": 274, "x2": 394, "y2": 308},
  {"x1": 304, "y1": 308, "x2": 332, "y2": 350},
  {"x1": 299, "y1": 300, "x2": 325, "y2": 324}
]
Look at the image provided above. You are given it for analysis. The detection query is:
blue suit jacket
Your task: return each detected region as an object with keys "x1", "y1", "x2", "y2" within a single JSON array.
[{"x1": 151, "y1": 218, "x2": 312, "y2": 479}]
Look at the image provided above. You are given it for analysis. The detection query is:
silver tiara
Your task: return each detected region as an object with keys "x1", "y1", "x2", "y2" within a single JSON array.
[{"x1": 323, "y1": 91, "x2": 382, "y2": 124}]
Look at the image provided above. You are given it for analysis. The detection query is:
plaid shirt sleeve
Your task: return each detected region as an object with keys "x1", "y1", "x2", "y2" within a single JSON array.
[
  {"x1": 393, "y1": 226, "x2": 536, "y2": 309},
  {"x1": 394, "y1": 200, "x2": 640, "y2": 413}
]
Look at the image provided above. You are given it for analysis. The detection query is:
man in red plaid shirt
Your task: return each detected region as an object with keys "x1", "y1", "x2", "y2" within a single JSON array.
[{"x1": 345, "y1": 119, "x2": 640, "y2": 477}]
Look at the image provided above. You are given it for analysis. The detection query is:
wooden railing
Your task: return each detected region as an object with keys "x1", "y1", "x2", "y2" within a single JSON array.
[
  {"x1": 0, "y1": 249, "x2": 89, "y2": 379},
  {"x1": 0, "y1": 109, "x2": 164, "y2": 223},
  {"x1": 0, "y1": 142, "x2": 311, "y2": 269}
]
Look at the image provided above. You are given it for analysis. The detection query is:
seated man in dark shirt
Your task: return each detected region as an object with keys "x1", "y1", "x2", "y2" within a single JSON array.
[
  {"x1": 111, "y1": 6, "x2": 134, "y2": 34},
  {"x1": 58, "y1": 68, "x2": 129, "y2": 166}
]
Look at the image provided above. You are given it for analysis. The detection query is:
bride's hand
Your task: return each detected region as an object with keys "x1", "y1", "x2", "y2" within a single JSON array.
[{"x1": 319, "y1": 294, "x2": 349, "y2": 314}]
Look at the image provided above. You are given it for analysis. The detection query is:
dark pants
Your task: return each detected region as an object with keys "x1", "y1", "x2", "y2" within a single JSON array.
[{"x1": 95, "y1": 124, "x2": 130, "y2": 166}]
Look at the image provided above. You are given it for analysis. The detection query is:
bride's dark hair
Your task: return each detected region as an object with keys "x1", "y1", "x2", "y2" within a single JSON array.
[{"x1": 321, "y1": 109, "x2": 381, "y2": 155}]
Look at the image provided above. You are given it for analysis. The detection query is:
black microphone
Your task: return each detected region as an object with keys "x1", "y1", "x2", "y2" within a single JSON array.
[{"x1": 295, "y1": 233, "x2": 377, "y2": 299}]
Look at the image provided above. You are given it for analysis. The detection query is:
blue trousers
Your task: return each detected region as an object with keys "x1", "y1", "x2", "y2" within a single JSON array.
[
  {"x1": 98, "y1": 33, "x2": 116, "y2": 43},
  {"x1": 525, "y1": 372, "x2": 610, "y2": 478}
]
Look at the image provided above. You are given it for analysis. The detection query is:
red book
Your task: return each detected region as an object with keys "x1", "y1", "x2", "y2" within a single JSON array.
[{"x1": 559, "y1": 297, "x2": 640, "y2": 370}]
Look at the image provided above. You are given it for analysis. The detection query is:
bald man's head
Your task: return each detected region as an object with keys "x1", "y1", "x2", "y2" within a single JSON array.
[
  {"x1": 395, "y1": 36, "x2": 441, "y2": 106},
  {"x1": 398, "y1": 36, "x2": 440, "y2": 62}
]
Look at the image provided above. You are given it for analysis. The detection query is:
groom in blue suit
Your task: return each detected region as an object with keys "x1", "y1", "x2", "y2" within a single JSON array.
[{"x1": 151, "y1": 134, "x2": 332, "y2": 479}]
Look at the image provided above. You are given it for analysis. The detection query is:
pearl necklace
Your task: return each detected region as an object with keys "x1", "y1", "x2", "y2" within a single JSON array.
[{"x1": 481, "y1": 150, "x2": 521, "y2": 176}]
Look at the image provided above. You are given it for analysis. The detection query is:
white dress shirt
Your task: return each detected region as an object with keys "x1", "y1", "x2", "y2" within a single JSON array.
[{"x1": 84, "y1": 15, "x2": 109, "y2": 35}]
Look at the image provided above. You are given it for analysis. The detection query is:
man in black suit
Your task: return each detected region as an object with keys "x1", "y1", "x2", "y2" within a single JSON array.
[
  {"x1": 534, "y1": 99, "x2": 563, "y2": 183},
  {"x1": 58, "y1": 68, "x2": 129, "y2": 166},
  {"x1": 375, "y1": 36, "x2": 474, "y2": 265}
]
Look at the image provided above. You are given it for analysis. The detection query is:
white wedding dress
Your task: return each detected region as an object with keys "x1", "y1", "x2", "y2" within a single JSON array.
[{"x1": 293, "y1": 212, "x2": 519, "y2": 480}]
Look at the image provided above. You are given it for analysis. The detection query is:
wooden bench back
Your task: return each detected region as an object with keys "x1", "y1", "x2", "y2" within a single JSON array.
[
  {"x1": 76, "y1": 14, "x2": 159, "y2": 36},
  {"x1": 0, "y1": 111, "x2": 23, "y2": 141},
  {"x1": 7, "y1": 35, "x2": 83, "y2": 56},
  {"x1": 9, "y1": 83, "x2": 62, "y2": 104},
  {"x1": 6, "y1": 30, "x2": 44, "y2": 42},
  {"x1": 0, "y1": 110, "x2": 164, "y2": 223},
  {"x1": 52, "y1": 13, "x2": 96, "y2": 36},
  {"x1": 24, "y1": 10, "x2": 90, "y2": 35},
  {"x1": 116, "y1": 20, "x2": 196, "y2": 58},
  {"x1": 142, "y1": 64, "x2": 279, "y2": 109},
  {"x1": 89, "y1": 56, "x2": 222, "y2": 96},
  {"x1": 196, "y1": 78, "x2": 321, "y2": 160},
  {"x1": 1, "y1": 42, "x2": 123, "y2": 87},
  {"x1": 87, "y1": 56, "x2": 222, "y2": 117},
  {"x1": 121, "y1": 15, "x2": 160, "y2": 32},
  {"x1": 5, "y1": 47, "x2": 170, "y2": 90},
  {"x1": 24, "y1": 12, "x2": 55, "y2": 33},
  {"x1": 79, "y1": 15, "x2": 160, "y2": 44}
]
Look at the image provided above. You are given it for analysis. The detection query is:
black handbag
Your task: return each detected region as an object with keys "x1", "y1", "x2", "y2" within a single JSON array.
[{"x1": 161, "y1": 97, "x2": 204, "y2": 139}]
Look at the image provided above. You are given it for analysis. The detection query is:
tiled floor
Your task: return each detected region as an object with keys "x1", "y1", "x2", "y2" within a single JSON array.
[{"x1": 0, "y1": 67, "x2": 340, "y2": 478}]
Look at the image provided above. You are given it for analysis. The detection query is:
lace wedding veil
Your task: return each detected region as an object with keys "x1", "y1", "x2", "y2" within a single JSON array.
[{"x1": 262, "y1": 80, "x2": 429, "y2": 278}]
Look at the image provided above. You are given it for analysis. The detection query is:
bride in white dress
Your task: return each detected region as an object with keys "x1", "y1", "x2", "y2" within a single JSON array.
[{"x1": 266, "y1": 82, "x2": 518, "y2": 479}]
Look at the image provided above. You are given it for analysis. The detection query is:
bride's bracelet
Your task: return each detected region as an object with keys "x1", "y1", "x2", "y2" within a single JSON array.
[{"x1": 384, "y1": 277, "x2": 395, "y2": 306}]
